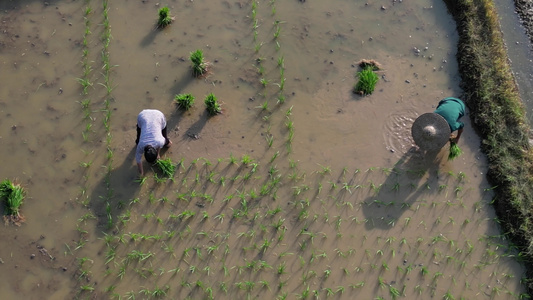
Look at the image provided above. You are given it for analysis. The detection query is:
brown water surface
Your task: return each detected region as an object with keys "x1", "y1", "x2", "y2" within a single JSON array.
[{"x1": 0, "y1": 0, "x2": 526, "y2": 299}]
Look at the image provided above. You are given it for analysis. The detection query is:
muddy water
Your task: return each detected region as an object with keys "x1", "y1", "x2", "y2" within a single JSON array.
[{"x1": 0, "y1": 0, "x2": 527, "y2": 299}]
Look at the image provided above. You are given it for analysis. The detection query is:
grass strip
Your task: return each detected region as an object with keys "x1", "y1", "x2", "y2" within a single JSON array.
[{"x1": 445, "y1": 0, "x2": 533, "y2": 295}]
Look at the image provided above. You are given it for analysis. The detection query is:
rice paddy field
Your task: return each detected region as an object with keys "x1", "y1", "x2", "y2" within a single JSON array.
[{"x1": 0, "y1": 0, "x2": 528, "y2": 299}]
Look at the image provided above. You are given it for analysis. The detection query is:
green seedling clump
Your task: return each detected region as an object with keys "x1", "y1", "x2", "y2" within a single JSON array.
[
  {"x1": 157, "y1": 6, "x2": 174, "y2": 28},
  {"x1": 448, "y1": 142, "x2": 463, "y2": 160},
  {"x1": 204, "y1": 93, "x2": 221, "y2": 115},
  {"x1": 190, "y1": 49, "x2": 208, "y2": 77},
  {"x1": 0, "y1": 179, "x2": 26, "y2": 225},
  {"x1": 155, "y1": 158, "x2": 176, "y2": 178},
  {"x1": 354, "y1": 66, "x2": 379, "y2": 95},
  {"x1": 174, "y1": 93, "x2": 195, "y2": 110}
]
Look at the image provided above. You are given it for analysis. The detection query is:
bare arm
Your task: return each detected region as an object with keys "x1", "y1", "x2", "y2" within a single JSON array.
[
  {"x1": 137, "y1": 161, "x2": 144, "y2": 176},
  {"x1": 452, "y1": 128, "x2": 463, "y2": 143}
]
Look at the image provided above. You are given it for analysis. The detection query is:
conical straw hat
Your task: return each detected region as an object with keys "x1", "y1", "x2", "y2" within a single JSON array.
[{"x1": 411, "y1": 113, "x2": 451, "y2": 150}]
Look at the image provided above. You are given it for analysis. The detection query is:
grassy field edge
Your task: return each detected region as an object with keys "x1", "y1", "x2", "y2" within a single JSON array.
[{"x1": 445, "y1": 0, "x2": 533, "y2": 294}]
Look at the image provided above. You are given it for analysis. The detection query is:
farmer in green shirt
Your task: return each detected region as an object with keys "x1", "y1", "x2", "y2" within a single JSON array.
[
  {"x1": 411, "y1": 97, "x2": 466, "y2": 151},
  {"x1": 434, "y1": 97, "x2": 465, "y2": 143}
]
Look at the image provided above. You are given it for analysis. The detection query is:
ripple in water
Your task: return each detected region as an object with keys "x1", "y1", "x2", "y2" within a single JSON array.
[{"x1": 383, "y1": 110, "x2": 419, "y2": 157}]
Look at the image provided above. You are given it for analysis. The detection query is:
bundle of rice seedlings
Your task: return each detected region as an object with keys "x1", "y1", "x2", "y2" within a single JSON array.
[
  {"x1": 174, "y1": 93, "x2": 195, "y2": 110},
  {"x1": 354, "y1": 66, "x2": 379, "y2": 95},
  {"x1": 157, "y1": 7, "x2": 174, "y2": 28},
  {"x1": 448, "y1": 142, "x2": 463, "y2": 160},
  {"x1": 155, "y1": 158, "x2": 176, "y2": 178},
  {"x1": 0, "y1": 179, "x2": 26, "y2": 225},
  {"x1": 205, "y1": 93, "x2": 222, "y2": 115},
  {"x1": 190, "y1": 49, "x2": 208, "y2": 77}
]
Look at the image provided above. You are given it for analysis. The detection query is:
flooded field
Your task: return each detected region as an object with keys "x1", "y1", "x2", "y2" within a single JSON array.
[{"x1": 0, "y1": 0, "x2": 527, "y2": 299}]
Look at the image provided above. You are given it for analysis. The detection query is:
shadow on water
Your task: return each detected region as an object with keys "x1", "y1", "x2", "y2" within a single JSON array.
[
  {"x1": 90, "y1": 147, "x2": 139, "y2": 233},
  {"x1": 362, "y1": 147, "x2": 442, "y2": 230},
  {"x1": 140, "y1": 26, "x2": 164, "y2": 48},
  {"x1": 169, "y1": 69, "x2": 195, "y2": 97},
  {"x1": 183, "y1": 110, "x2": 210, "y2": 140}
]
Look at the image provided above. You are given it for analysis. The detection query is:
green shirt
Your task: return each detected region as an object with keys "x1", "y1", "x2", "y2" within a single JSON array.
[{"x1": 434, "y1": 97, "x2": 465, "y2": 132}]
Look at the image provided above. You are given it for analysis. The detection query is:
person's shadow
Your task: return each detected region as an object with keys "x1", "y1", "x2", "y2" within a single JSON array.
[
  {"x1": 361, "y1": 147, "x2": 443, "y2": 230},
  {"x1": 89, "y1": 147, "x2": 140, "y2": 233}
]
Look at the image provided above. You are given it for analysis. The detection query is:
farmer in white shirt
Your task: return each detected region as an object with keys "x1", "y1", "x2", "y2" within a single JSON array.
[{"x1": 135, "y1": 109, "x2": 172, "y2": 176}]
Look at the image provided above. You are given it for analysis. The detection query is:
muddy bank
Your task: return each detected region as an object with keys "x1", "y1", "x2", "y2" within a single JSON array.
[
  {"x1": 514, "y1": 0, "x2": 533, "y2": 45},
  {"x1": 446, "y1": 0, "x2": 533, "y2": 295}
]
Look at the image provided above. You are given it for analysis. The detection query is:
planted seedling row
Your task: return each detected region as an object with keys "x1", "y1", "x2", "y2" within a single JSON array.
[{"x1": 73, "y1": 152, "x2": 522, "y2": 298}]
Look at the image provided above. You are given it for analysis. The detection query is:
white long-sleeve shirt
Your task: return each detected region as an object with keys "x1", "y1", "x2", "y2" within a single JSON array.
[{"x1": 135, "y1": 109, "x2": 167, "y2": 163}]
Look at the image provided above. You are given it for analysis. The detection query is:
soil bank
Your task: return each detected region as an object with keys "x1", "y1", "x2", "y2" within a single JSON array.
[{"x1": 446, "y1": 0, "x2": 533, "y2": 295}]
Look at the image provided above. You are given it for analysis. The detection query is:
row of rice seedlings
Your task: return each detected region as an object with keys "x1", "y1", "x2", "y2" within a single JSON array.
[
  {"x1": 100, "y1": 0, "x2": 116, "y2": 232},
  {"x1": 73, "y1": 3, "x2": 100, "y2": 297},
  {"x1": 79, "y1": 4, "x2": 95, "y2": 143},
  {"x1": 91, "y1": 162, "x2": 524, "y2": 299},
  {"x1": 285, "y1": 106, "x2": 294, "y2": 153},
  {"x1": 100, "y1": 174, "x2": 511, "y2": 297},
  {"x1": 77, "y1": 2, "x2": 95, "y2": 211},
  {"x1": 271, "y1": 0, "x2": 286, "y2": 104},
  {"x1": 86, "y1": 132, "x2": 501, "y2": 293},
  {"x1": 249, "y1": 2, "x2": 292, "y2": 181},
  {"x1": 251, "y1": 0, "x2": 259, "y2": 41}
]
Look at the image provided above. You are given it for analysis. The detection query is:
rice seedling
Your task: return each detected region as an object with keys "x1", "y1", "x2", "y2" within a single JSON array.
[
  {"x1": 353, "y1": 66, "x2": 379, "y2": 95},
  {"x1": 157, "y1": 6, "x2": 173, "y2": 28},
  {"x1": 260, "y1": 78, "x2": 269, "y2": 87},
  {"x1": 204, "y1": 93, "x2": 222, "y2": 115},
  {"x1": 79, "y1": 284, "x2": 95, "y2": 292},
  {"x1": 273, "y1": 25, "x2": 281, "y2": 39},
  {"x1": 443, "y1": 290, "x2": 455, "y2": 300},
  {"x1": 151, "y1": 285, "x2": 169, "y2": 297},
  {"x1": 277, "y1": 93, "x2": 286, "y2": 104},
  {"x1": 77, "y1": 77, "x2": 93, "y2": 95},
  {"x1": 448, "y1": 142, "x2": 463, "y2": 160},
  {"x1": 277, "y1": 55, "x2": 285, "y2": 68},
  {"x1": 378, "y1": 276, "x2": 386, "y2": 289},
  {"x1": 174, "y1": 93, "x2": 195, "y2": 110},
  {"x1": 190, "y1": 49, "x2": 208, "y2": 77},
  {"x1": 265, "y1": 134, "x2": 274, "y2": 148}
]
